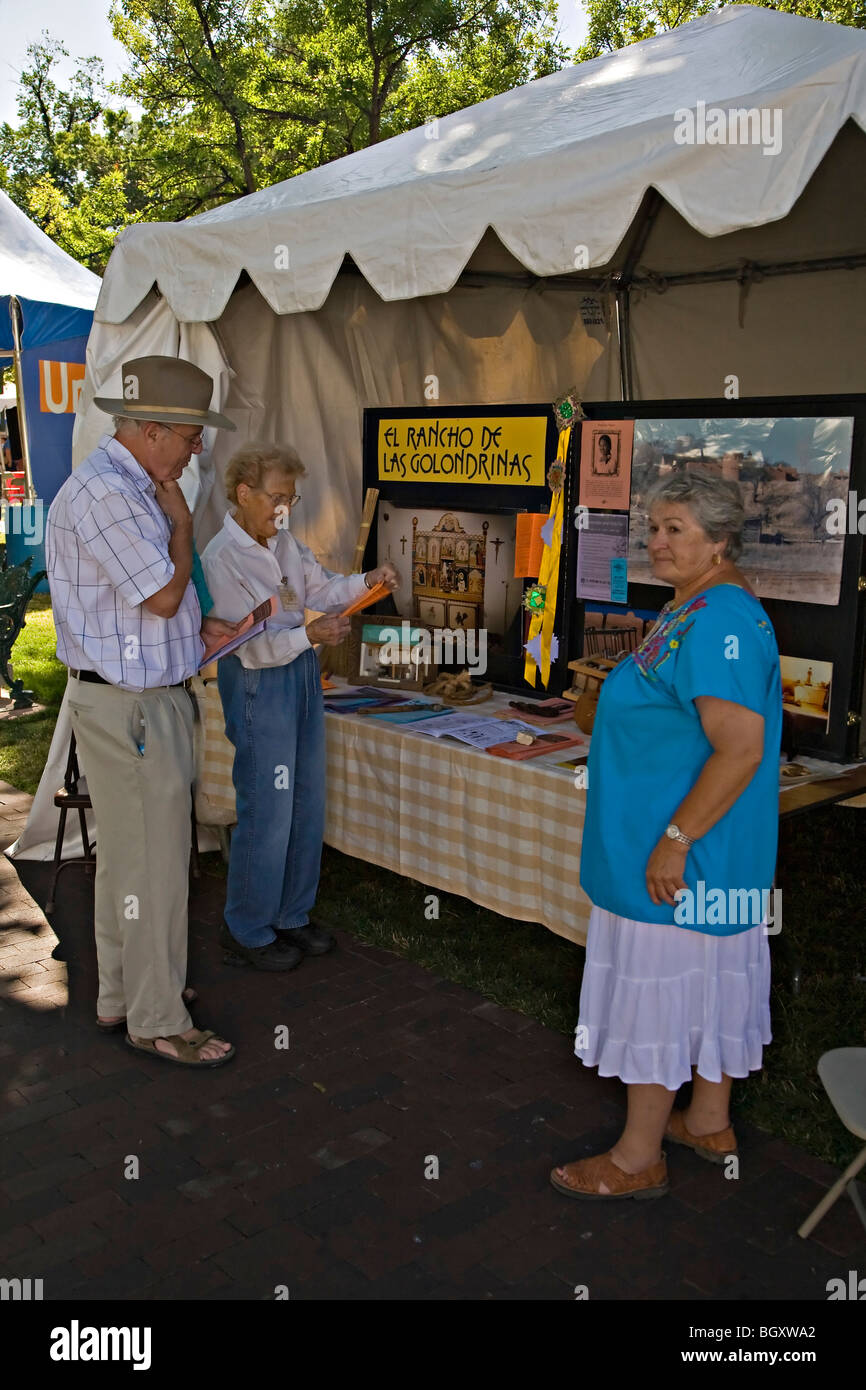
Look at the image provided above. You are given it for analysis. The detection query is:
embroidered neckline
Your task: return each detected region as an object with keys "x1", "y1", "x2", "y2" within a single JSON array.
[{"x1": 632, "y1": 595, "x2": 708, "y2": 680}]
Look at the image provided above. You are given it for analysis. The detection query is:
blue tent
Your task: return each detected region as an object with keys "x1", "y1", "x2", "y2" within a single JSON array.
[{"x1": 0, "y1": 189, "x2": 101, "y2": 509}]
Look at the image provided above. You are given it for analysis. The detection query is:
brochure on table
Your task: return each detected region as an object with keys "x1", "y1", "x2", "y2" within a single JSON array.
[{"x1": 323, "y1": 679, "x2": 591, "y2": 775}]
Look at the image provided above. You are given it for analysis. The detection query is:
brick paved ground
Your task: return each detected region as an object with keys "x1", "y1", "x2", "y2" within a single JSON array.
[{"x1": 0, "y1": 792, "x2": 861, "y2": 1301}]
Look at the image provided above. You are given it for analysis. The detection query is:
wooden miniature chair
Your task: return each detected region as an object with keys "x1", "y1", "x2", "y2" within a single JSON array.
[{"x1": 798, "y1": 1048, "x2": 866, "y2": 1239}]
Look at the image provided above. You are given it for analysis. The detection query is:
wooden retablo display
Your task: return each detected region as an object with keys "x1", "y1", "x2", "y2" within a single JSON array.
[{"x1": 412, "y1": 513, "x2": 488, "y2": 633}]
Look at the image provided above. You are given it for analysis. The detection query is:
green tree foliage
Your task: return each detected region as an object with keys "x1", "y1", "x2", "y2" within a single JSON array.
[
  {"x1": 0, "y1": 1, "x2": 567, "y2": 269},
  {"x1": 576, "y1": 0, "x2": 864, "y2": 63},
  {"x1": 0, "y1": 35, "x2": 140, "y2": 271},
  {"x1": 111, "y1": 0, "x2": 566, "y2": 209}
]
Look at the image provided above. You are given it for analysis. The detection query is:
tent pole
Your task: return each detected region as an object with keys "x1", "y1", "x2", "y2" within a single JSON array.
[
  {"x1": 631, "y1": 253, "x2": 866, "y2": 291},
  {"x1": 9, "y1": 298, "x2": 35, "y2": 502},
  {"x1": 615, "y1": 287, "x2": 633, "y2": 402}
]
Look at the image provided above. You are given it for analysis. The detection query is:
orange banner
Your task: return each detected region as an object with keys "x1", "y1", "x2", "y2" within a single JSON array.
[{"x1": 39, "y1": 360, "x2": 86, "y2": 414}]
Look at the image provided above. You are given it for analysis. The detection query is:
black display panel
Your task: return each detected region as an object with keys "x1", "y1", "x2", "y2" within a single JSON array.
[{"x1": 362, "y1": 405, "x2": 560, "y2": 693}]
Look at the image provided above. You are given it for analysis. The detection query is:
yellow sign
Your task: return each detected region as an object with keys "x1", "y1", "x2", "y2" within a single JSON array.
[{"x1": 377, "y1": 416, "x2": 547, "y2": 486}]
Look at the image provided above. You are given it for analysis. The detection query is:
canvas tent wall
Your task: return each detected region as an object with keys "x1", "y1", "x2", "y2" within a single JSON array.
[
  {"x1": 0, "y1": 190, "x2": 100, "y2": 507},
  {"x1": 11, "y1": 4, "x2": 866, "y2": 859}
]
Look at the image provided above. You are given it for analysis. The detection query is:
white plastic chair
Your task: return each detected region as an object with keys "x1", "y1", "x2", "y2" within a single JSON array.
[{"x1": 798, "y1": 1048, "x2": 866, "y2": 1239}]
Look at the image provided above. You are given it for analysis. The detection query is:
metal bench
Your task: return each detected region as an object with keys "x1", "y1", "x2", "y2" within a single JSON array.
[{"x1": 0, "y1": 551, "x2": 46, "y2": 708}]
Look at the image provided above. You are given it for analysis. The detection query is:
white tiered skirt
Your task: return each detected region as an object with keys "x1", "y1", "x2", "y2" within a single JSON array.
[{"x1": 576, "y1": 906, "x2": 772, "y2": 1090}]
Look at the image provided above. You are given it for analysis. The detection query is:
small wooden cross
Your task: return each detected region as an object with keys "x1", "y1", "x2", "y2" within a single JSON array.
[
  {"x1": 492, "y1": 536, "x2": 503, "y2": 561},
  {"x1": 400, "y1": 535, "x2": 408, "y2": 554}
]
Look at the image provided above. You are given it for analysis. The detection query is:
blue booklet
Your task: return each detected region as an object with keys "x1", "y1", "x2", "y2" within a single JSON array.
[{"x1": 369, "y1": 705, "x2": 454, "y2": 724}]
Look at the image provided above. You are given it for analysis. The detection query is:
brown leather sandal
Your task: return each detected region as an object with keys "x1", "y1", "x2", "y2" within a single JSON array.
[
  {"x1": 550, "y1": 1150, "x2": 669, "y2": 1201},
  {"x1": 125, "y1": 1028, "x2": 235, "y2": 1068},
  {"x1": 665, "y1": 1109, "x2": 737, "y2": 1165}
]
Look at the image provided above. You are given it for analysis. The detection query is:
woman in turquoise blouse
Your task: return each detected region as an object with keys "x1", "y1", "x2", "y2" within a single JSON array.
[{"x1": 551, "y1": 469, "x2": 782, "y2": 1202}]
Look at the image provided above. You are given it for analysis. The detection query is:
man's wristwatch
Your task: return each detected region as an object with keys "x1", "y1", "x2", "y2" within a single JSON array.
[{"x1": 665, "y1": 823, "x2": 695, "y2": 848}]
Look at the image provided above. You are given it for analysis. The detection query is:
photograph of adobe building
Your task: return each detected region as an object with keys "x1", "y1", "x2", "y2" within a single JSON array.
[{"x1": 628, "y1": 417, "x2": 854, "y2": 604}]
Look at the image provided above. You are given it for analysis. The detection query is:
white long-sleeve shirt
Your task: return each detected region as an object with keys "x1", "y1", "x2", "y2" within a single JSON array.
[{"x1": 201, "y1": 510, "x2": 367, "y2": 669}]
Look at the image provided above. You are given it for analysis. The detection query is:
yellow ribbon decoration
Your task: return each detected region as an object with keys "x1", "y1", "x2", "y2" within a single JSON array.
[{"x1": 524, "y1": 425, "x2": 569, "y2": 688}]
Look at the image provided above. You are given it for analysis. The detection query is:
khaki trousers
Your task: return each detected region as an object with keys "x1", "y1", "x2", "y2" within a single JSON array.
[{"x1": 67, "y1": 677, "x2": 195, "y2": 1038}]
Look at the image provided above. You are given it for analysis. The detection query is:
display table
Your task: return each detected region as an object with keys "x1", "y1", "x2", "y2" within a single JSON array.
[
  {"x1": 190, "y1": 676, "x2": 866, "y2": 952},
  {"x1": 778, "y1": 763, "x2": 866, "y2": 818},
  {"x1": 322, "y1": 692, "x2": 592, "y2": 946},
  {"x1": 192, "y1": 678, "x2": 592, "y2": 945}
]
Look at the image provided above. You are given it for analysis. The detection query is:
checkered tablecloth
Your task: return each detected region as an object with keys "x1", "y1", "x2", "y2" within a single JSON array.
[{"x1": 192, "y1": 681, "x2": 592, "y2": 946}]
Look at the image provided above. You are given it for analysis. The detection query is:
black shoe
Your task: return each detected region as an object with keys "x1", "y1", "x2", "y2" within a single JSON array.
[
  {"x1": 220, "y1": 922, "x2": 303, "y2": 971},
  {"x1": 278, "y1": 923, "x2": 335, "y2": 956}
]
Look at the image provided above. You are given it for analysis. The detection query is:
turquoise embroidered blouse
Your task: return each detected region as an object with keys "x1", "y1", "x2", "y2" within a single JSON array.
[{"x1": 580, "y1": 585, "x2": 782, "y2": 933}]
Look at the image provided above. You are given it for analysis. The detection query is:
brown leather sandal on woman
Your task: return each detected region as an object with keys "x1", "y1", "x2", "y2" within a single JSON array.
[
  {"x1": 665, "y1": 1109, "x2": 737, "y2": 1165},
  {"x1": 125, "y1": 1028, "x2": 235, "y2": 1068},
  {"x1": 550, "y1": 1150, "x2": 669, "y2": 1201}
]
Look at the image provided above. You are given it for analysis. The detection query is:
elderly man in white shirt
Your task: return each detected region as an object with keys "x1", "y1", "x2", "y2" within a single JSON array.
[
  {"x1": 46, "y1": 356, "x2": 240, "y2": 1068},
  {"x1": 202, "y1": 441, "x2": 398, "y2": 970}
]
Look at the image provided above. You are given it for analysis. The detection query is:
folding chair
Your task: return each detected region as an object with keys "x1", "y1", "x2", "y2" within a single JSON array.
[
  {"x1": 45, "y1": 731, "x2": 95, "y2": 914},
  {"x1": 798, "y1": 1047, "x2": 866, "y2": 1240}
]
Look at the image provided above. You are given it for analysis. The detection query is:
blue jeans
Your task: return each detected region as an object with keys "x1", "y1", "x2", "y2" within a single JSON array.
[{"x1": 218, "y1": 648, "x2": 326, "y2": 947}]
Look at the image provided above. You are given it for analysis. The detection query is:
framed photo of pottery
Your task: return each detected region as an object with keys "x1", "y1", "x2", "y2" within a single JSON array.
[{"x1": 780, "y1": 655, "x2": 833, "y2": 735}]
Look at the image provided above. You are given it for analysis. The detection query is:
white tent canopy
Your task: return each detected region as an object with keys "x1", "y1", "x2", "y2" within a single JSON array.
[
  {"x1": 13, "y1": 5, "x2": 866, "y2": 860},
  {"x1": 0, "y1": 188, "x2": 100, "y2": 309},
  {"x1": 95, "y1": 5, "x2": 866, "y2": 325}
]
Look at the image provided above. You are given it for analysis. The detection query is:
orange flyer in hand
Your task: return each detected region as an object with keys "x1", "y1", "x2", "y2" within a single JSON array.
[{"x1": 340, "y1": 580, "x2": 391, "y2": 618}]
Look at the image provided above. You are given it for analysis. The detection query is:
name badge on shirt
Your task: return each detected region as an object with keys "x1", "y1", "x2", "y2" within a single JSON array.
[{"x1": 279, "y1": 580, "x2": 299, "y2": 611}]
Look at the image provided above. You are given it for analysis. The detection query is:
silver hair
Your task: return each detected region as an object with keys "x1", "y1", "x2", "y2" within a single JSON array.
[
  {"x1": 112, "y1": 416, "x2": 177, "y2": 437},
  {"x1": 644, "y1": 468, "x2": 745, "y2": 562},
  {"x1": 113, "y1": 416, "x2": 154, "y2": 432}
]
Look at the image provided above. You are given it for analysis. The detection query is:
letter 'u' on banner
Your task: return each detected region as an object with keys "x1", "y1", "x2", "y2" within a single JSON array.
[{"x1": 39, "y1": 360, "x2": 86, "y2": 414}]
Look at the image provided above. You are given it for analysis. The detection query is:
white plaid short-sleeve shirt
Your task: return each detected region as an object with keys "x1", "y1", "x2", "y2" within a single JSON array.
[{"x1": 46, "y1": 434, "x2": 203, "y2": 690}]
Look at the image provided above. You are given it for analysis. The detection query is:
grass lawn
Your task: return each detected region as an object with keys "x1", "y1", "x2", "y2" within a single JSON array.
[
  {"x1": 0, "y1": 594, "x2": 67, "y2": 794},
  {"x1": 6, "y1": 597, "x2": 866, "y2": 1167}
]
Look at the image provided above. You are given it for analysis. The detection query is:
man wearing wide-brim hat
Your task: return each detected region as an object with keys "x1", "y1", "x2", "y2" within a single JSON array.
[{"x1": 46, "y1": 356, "x2": 240, "y2": 1068}]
